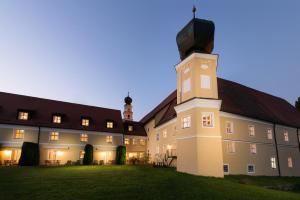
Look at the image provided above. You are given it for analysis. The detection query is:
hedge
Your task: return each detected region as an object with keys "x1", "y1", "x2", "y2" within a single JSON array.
[
  {"x1": 83, "y1": 144, "x2": 93, "y2": 165},
  {"x1": 18, "y1": 142, "x2": 40, "y2": 166},
  {"x1": 116, "y1": 145, "x2": 126, "y2": 165}
]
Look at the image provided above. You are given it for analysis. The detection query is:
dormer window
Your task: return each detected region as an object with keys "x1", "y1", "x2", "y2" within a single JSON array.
[
  {"x1": 52, "y1": 115, "x2": 62, "y2": 124},
  {"x1": 128, "y1": 125, "x2": 133, "y2": 131},
  {"x1": 82, "y1": 118, "x2": 90, "y2": 126},
  {"x1": 107, "y1": 121, "x2": 114, "y2": 129},
  {"x1": 18, "y1": 111, "x2": 29, "y2": 120}
]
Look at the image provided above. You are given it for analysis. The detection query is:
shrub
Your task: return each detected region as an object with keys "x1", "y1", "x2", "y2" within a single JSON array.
[
  {"x1": 83, "y1": 144, "x2": 93, "y2": 165},
  {"x1": 18, "y1": 142, "x2": 39, "y2": 166},
  {"x1": 116, "y1": 145, "x2": 126, "y2": 165}
]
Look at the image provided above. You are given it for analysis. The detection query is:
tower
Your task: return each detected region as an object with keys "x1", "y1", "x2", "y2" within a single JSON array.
[
  {"x1": 174, "y1": 7, "x2": 224, "y2": 177},
  {"x1": 123, "y1": 93, "x2": 133, "y2": 121}
]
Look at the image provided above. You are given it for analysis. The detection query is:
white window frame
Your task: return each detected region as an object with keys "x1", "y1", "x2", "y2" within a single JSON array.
[
  {"x1": 288, "y1": 157, "x2": 293, "y2": 168},
  {"x1": 79, "y1": 150, "x2": 85, "y2": 159},
  {"x1": 182, "y1": 78, "x2": 191, "y2": 93},
  {"x1": 248, "y1": 125, "x2": 255, "y2": 137},
  {"x1": 106, "y1": 135, "x2": 113, "y2": 143},
  {"x1": 227, "y1": 141, "x2": 236, "y2": 154},
  {"x1": 124, "y1": 138, "x2": 130, "y2": 145},
  {"x1": 13, "y1": 129, "x2": 25, "y2": 139},
  {"x1": 163, "y1": 129, "x2": 167, "y2": 138},
  {"x1": 267, "y1": 128, "x2": 273, "y2": 140},
  {"x1": 200, "y1": 75, "x2": 211, "y2": 89},
  {"x1": 53, "y1": 115, "x2": 62, "y2": 124},
  {"x1": 18, "y1": 111, "x2": 29, "y2": 120},
  {"x1": 80, "y1": 134, "x2": 88, "y2": 142},
  {"x1": 284, "y1": 131, "x2": 289, "y2": 142},
  {"x1": 182, "y1": 115, "x2": 191, "y2": 129},
  {"x1": 223, "y1": 164, "x2": 229, "y2": 174},
  {"x1": 226, "y1": 121, "x2": 234, "y2": 134},
  {"x1": 250, "y1": 144, "x2": 257, "y2": 154},
  {"x1": 107, "y1": 121, "x2": 114, "y2": 129},
  {"x1": 247, "y1": 164, "x2": 255, "y2": 174},
  {"x1": 271, "y1": 157, "x2": 276, "y2": 169},
  {"x1": 49, "y1": 132, "x2": 59, "y2": 141},
  {"x1": 82, "y1": 118, "x2": 89, "y2": 126},
  {"x1": 202, "y1": 112, "x2": 214, "y2": 128}
]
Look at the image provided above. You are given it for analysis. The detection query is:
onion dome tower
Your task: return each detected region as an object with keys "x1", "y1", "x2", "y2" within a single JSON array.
[{"x1": 123, "y1": 92, "x2": 133, "y2": 121}]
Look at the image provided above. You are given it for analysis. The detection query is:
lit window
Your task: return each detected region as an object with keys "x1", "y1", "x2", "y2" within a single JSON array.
[
  {"x1": 107, "y1": 121, "x2": 114, "y2": 129},
  {"x1": 250, "y1": 144, "x2": 257, "y2": 154},
  {"x1": 124, "y1": 138, "x2": 130, "y2": 145},
  {"x1": 82, "y1": 118, "x2": 89, "y2": 126},
  {"x1": 14, "y1": 129, "x2": 24, "y2": 139},
  {"x1": 182, "y1": 116, "x2": 191, "y2": 128},
  {"x1": 140, "y1": 139, "x2": 145, "y2": 145},
  {"x1": 271, "y1": 157, "x2": 276, "y2": 169},
  {"x1": 80, "y1": 134, "x2": 88, "y2": 142},
  {"x1": 284, "y1": 131, "x2": 289, "y2": 142},
  {"x1": 163, "y1": 129, "x2": 167, "y2": 138},
  {"x1": 226, "y1": 121, "x2": 233, "y2": 134},
  {"x1": 79, "y1": 150, "x2": 85, "y2": 159},
  {"x1": 202, "y1": 112, "x2": 214, "y2": 127},
  {"x1": 227, "y1": 142, "x2": 235, "y2": 153},
  {"x1": 156, "y1": 146, "x2": 160, "y2": 154},
  {"x1": 106, "y1": 135, "x2": 113, "y2": 143},
  {"x1": 18, "y1": 111, "x2": 29, "y2": 120},
  {"x1": 267, "y1": 128, "x2": 273, "y2": 140},
  {"x1": 288, "y1": 157, "x2": 293, "y2": 168},
  {"x1": 128, "y1": 125, "x2": 133, "y2": 131},
  {"x1": 200, "y1": 75, "x2": 211, "y2": 89},
  {"x1": 247, "y1": 164, "x2": 255, "y2": 173},
  {"x1": 132, "y1": 138, "x2": 137, "y2": 145},
  {"x1": 223, "y1": 164, "x2": 229, "y2": 174},
  {"x1": 156, "y1": 133, "x2": 160, "y2": 141},
  {"x1": 53, "y1": 115, "x2": 62, "y2": 124},
  {"x1": 248, "y1": 125, "x2": 255, "y2": 136},
  {"x1": 182, "y1": 78, "x2": 191, "y2": 93},
  {"x1": 49, "y1": 132, "x2": 59, "y2": 141}
]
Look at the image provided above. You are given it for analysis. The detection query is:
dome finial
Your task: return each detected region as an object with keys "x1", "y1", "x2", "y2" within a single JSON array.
[{"x1": 192, "y1": 5, "x2": 197, "y2": 19}]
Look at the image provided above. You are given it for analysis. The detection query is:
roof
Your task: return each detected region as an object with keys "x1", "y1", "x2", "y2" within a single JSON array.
[
  {"x1": 123, "y1": 120, "x2": 147, "y2": 137},
  {"x1": 140, "y1": 78, "x2": 300, "y2": 128},
  {"x1": 0, "y1": 92, "x2": 124, "y2": 133}
]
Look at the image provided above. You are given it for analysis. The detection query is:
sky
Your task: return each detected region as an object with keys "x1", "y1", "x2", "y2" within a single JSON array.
[{"x1": 0, "y1": 0, "x2": 299, "y2": 121}]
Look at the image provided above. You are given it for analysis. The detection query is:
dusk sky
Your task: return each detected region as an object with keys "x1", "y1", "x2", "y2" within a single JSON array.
[{"x1": 0, "y1": 0, "x2": 299, "y2": 120}]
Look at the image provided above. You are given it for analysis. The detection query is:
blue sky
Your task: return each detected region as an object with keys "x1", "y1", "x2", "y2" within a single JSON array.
[{"x1": 0, "y1": 0, "x2": 299, "y2": 120}]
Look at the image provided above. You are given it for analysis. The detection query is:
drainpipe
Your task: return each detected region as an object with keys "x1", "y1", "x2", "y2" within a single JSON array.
[
  {"x1": 37, "y1": 126, "x2": 41, "y2": 145},
  {"x1": 273, "y1": 124, "x2": 281, "y2": 177}
]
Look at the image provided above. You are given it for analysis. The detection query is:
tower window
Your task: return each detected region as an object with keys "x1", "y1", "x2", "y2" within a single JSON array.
[
  {"x1": 202, "y1": 112, "x2": 214, "y2": 127},
  {"x1": 200, "y1": 75, "x2": 211, "y2": 89},
  {"x1": 182, "y1": 116, "x2": 191, "y2": 128},
  {"x1": 182, "y1": 78, "x2": 191, "y2": 93},
  {"x1": 81, "y1": 118, "x2": 90, "y2": 126},
  {"x1": 18, "y1": 111, "x2": 29, "y2": 120},
  {"x1": 53, "y1": 115, "x2": 62, "y2": 124}
]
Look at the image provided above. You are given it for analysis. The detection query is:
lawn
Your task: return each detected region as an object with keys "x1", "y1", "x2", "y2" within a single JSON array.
[{"x1": 0, "y1": 165, "x2": 300, "y2": 200}]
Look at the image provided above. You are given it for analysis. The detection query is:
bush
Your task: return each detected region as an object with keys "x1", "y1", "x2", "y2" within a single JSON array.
[
  {"x1": 18, "y1": 142, "x2": 39, "y2": 166},
  {"x1": 83, "y1": 144, "x2": 93, "y2": 165},
  {"x1": 116, "y1": 145, "x2": 126, "y2": 165}
]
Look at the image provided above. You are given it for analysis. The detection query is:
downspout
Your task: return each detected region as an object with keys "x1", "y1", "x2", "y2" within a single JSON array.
[
  {"x1": 37, "y1": 126, "x2": 41, "y2": 145},
  {"x1": 273, "y1": 124, "x2": 281, "y2": 177}
]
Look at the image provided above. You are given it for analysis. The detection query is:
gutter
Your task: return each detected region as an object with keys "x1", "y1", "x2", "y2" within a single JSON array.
[{"x1": 273, "y1": 124, "x2": 281, "y2": 177}]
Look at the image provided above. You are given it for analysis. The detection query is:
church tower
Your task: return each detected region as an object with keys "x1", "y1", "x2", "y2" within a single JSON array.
[
  {"x1": 123, "y1": 93, "x2": 133, "y2": 121},
  {"x1": 174, "y1": 7, "x2": 224, "y2": 177}
]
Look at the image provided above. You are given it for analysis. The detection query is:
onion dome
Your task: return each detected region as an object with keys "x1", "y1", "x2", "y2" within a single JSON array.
[{"x1": 124, "y1": 94, "x2": 132, "y2": 105}]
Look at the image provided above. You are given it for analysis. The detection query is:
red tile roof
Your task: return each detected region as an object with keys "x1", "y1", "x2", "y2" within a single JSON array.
[
  {"x1": 0, "y1": 92, "x2": 124, "y2": 133},
  {"x1": 140, "y1": 78, "x2": 300, "y2": 128},
  {"x1": 123, "y1": 120, "x2": 147, "y2": 136}
]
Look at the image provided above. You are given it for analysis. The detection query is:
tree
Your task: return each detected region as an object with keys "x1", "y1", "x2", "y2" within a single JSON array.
[
  {"x1": 83, "y1": 144, "x2": 93, "y2": 165},
  {"x1": 18, "y1": 142, "x2": 40, "y2": 166},
  {"x1": 296, "y1": 97, "x2": 300, "y2": 112},
  {"x1": 115, "y1": 145, "x2": 126, "y2": 165}
]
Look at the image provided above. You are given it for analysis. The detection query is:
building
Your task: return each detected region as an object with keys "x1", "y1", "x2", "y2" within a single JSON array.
[{"x1": 0, "y1": 12, "x2": 300, "y2": 177}]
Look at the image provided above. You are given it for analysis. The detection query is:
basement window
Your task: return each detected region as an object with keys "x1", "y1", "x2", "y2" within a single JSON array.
[
  {"x1": 247, "y1": 164, "x2": 255, "y2": 174},
  {"x1": 223, "y1": 164, "x2": 229, "y2": 174}
]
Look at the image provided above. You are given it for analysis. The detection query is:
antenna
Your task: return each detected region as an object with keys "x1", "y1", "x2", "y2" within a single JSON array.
[{"x1": 192, "y1": 5, "x2": 197, "y2": 19}]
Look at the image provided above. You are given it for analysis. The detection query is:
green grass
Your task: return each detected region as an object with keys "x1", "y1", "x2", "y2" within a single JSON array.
[{"x1": 0, "y1": 165, "x2": 300, "y2": 200}]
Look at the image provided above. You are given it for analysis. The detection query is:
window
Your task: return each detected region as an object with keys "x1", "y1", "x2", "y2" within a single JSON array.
[
  {"x1": 107, "y1": 121, "x2": 114, "y2": 129},
  {"x1": 18, "y1": 111, "x2": 29, "y2": 120},
  {"x1": 247, "y1": 164, "x2": 255, "y2": 174},
  {"x1": 106, "y1": 136, "x2": 113, "y2": 143},
  {"x1": 80, "y1": 134, "x2": 88, "y2": 142},
  {"x1": 163, "y1": 129, "x2": 167, "y2": 138},
  {"x1": 140, "y1": 139, "x2": 145, "y2": 145},
  {"x1": 202, "y1": 112, "x2": 214, "y2": 127},
  {"x1": 182, "y1": 116, "x2": 191, "y2": 128},
  {"x1": 284, "y1": 131, "x2": 289, "y2": 142},
  {"x1": 182, "y1": 78, "x2": 191, "y2": 93},
  {"x1": 267, "y1": 128, "x2": 273, "y2": 140},
  {"x1": 156, "y1": 133, "x2": 160, "y2": 141},
  {"x1": 14, "y1": 129, "x2": 24, "y2": 139},
  {"x1": 200, "y1": 75, "x2": 211, "y2": 89},
  {"x1": 79, "y1": 150, "x2": 85, "y2": 159},
  {"x1": 271, "y1": 157, "x2": 277, "y2": 169},
  {"x1": 227, "y1": 142, "x2": 236, "y2": 153},
  {"x1": 52, "y1": 115, "x2": 61, "y2": 124},
  {"x1": 132, "y1": 138, "x2": 137, "y2": 145},
  {"x1": 248, "y1": 125, "x2": 255, "y2": 136},
  {"x1": 223, "y1": 164, "x2": 229, "y2": 174},
  {"x1": 250, "y1": 144, "x2": 257, "y2": 154},
  {"x1": 226, "y1": 121, "x2": 233, "y2": 134},
  {"x1": 288, "y1": 157, "x2": 293, "y2": 168},
  {"x1": 156, "y1": 146, "x2": 160, "y2": 154},
  {"x1": 82, "y1": 118, "x2": 89, "y2": 126},
  {"x1": 49, "y1": 132, "x2": 59, "y2": 141},
  {"x1": 128, "y1": 125, "x2": 133, "y2": 131},
  {"x1": 124, "y1": 138, "x2": 130, "y2": 145}
]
